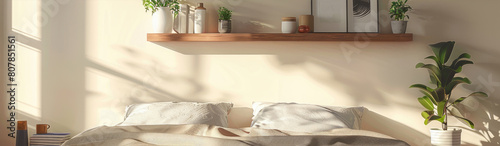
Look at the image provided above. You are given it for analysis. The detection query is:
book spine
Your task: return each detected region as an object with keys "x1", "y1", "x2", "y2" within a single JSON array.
[
  {"x1": 16, "y1": 121, "x2": 28, "y2": 146},
  {"x1": 16, "y1": 130, "x2": 28, "y2": 146}
]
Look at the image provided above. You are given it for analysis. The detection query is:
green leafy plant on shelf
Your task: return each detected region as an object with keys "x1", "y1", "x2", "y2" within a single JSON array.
[
  {"x1": 410, "y1": 41, "x2": 488, "y2": 130},
  {"x1": 389, "y1": 0, "x2": 412, "y2": 21},
  {"x1": 143, "y1": 0, "x2": 180, "y2": 17},
  {"x1": 218, "y1": 7, "x2": 232, "y2": 20}
]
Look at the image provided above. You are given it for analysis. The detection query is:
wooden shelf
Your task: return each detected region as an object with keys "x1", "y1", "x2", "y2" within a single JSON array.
[{"x1": 147, "y1": 33, "x2": 413, "y2": 42}]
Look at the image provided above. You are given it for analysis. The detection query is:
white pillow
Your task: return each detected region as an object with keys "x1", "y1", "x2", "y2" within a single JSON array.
[
  {"x1": 251, "y1": 102, "x2": 364, "y2": 133},
  {"x1": 118, "y1": 102, "x2": 233, "y2": 127}
]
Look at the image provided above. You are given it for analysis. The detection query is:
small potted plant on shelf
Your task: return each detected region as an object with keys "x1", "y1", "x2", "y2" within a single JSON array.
[
  {"x1": 389, "y1": 0, "x2": 412, "y2": 34},
  {"x1": 218, "y1": 7, "x2": 232, "y2": 33},
  {"x1": 410, "y1": 41, "x2": 488, "y2": 146},
  {"x1": 143, "y1": 0, "x2": 180, "y2": 33}
]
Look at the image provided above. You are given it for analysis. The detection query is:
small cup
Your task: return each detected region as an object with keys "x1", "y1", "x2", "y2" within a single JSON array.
[{"x1": 36, "y1": 124, "x2": 50, "y2": 134}]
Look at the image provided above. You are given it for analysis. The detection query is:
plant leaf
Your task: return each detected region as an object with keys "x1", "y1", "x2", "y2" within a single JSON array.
[
  {"x1": 445, "y1": 77, "x2": 471, "y2": 94},
  {"x1": 452, "y1": 91, "x2": 488, "y2": 105},
  {"x1": 452, "y1": 60, "x2": 473, "y2": 71},
  {"x1": 468, "y1": 91, "x2": 488, "y2": 97},
  {"x1": 456, "y1": 116, "x2": 475, "y2": 129},
  {"x1": 441, "y1": 66, "x2": 457, "y2": 88},
  {"x1": 416, "y1": 63, "x2": 442, "y2": 86},
  {"x1": 448, "y1": 108, "x2": 475, "y2": 129},
  {"x1": 421, "y1": 110, "x2": 433, "y2": 119},
  {"x1": 437, "y1": 101, "x2": 446, "y2": 117},
  {"x1": 434, "y1": 87, "x2": 446, "y2": 102},
  {"x1": 418, "y1": 96, "x2": 435, "y2": 111},
  {"x1": 453, "y1": 97, "x2": 466, "y2": 104},
  {"x1": 430, "y1": 41, "x2": 455, "y2": 64},
  {"x1": 410, "y1": 84, "x2": 438, "y2": 104},
  {"x1": 425, "y1": 115, "x2": 442, "y2": 125},
  {"x1": 425, "y1": 56, "x2": 441, "y2": 68},
  {"x1": 451, "y1": 53, "x2": 471, "y2": 68}
]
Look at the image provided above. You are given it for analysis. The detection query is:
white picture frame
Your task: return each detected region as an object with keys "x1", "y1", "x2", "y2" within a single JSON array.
[{"x1": 311, "y1": 0, "x2": 348, "y2": 32}]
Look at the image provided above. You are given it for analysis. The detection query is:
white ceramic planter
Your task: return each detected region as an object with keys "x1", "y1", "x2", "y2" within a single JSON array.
[
  {"x1": 391, "y1": 21, "x2": 408, "y2": 34},
  {"x1": 152, "y1": 7, "x2": 173, "y2": 33},
  {"x1": 430, "y1": 128, "x2": 462, "y2": 146}
]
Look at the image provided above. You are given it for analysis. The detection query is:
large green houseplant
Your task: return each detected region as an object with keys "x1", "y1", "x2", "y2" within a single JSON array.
[
  {"x1": 389, "y1": 0, "x2": 412, "y2": 34},
  {"x1": 143, "y1": 0, "x2": 180, "y2": 33},
  {"x1": 410, "y1": 41, "x2": 487, "y2": 145}
]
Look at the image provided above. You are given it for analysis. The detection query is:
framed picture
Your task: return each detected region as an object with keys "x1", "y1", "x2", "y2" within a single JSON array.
[
  {"x1": 347, "y1": 0, "x2": 379, "y2": 33},
  {"x1": 311, "y1": 0, "x2": 348, "y2": 32}
]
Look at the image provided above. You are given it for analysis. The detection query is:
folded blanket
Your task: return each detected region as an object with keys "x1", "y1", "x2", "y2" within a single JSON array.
[{"x1": 62, "y1": 124, "x2": 409, "y2": 146}]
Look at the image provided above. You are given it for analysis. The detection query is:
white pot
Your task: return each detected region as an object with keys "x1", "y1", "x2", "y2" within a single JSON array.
[
  {"x1": 152, "y1": 7, "x2": 173, "y2": 33},
  {"x1": 430, "y1": 128, "x2": 462, "y2": 146},
  {"x1": 391, "y1": 21, "x2": 408, "y2": 34}
]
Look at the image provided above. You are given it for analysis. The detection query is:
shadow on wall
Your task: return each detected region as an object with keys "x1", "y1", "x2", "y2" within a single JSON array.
[
  {"x1": 362, "y1": 109, "x2": 429, "y2": 146},
  {"x1": 459, "y1": 42, "x2": 500, "y2": 146},
  {"x1": 462, "y1": 63, "x2": 500, "y2": 146},
  {"x1": 87, "y1": 45, "x2": 197, "y2": 106},
  {"x1": 153, "y1": 40, "x2": 421, "y2": 107}
]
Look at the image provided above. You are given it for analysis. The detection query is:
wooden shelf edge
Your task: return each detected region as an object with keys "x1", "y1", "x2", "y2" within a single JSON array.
[{"x1": 147, "y1": 33, "x2": 413, "y2": 42}]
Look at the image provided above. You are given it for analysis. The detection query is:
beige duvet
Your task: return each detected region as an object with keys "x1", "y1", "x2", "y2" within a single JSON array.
[{"x1": 62, "y1": 124, "x2": 409, "y2": 146}]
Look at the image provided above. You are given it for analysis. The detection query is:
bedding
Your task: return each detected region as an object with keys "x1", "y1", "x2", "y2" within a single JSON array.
[
  {"x1": 251, "y1": 102, "x2": 364, "y2": 133},
  {"x1": 62, "y1": 124, "x2": 409, "y2": 146},
  {"x1": 118, "y1": 102, "x2": 233, "y2": 127}
]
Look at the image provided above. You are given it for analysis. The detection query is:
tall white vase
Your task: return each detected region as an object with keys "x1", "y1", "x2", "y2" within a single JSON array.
[
  {"x1": 152, "y1": 7, "x2": 173, "y2": 33},
  {"x1": 430, "y1": 128, "x2": 462, "y2": 146}
]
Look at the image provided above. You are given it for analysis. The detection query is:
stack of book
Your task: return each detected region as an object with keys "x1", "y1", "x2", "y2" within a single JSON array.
[{"x1": 30, "y1": 133, "x2": 70, "y2": 146}]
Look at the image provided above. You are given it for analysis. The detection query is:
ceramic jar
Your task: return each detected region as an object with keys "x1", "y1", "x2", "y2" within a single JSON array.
[{"x1": 282, "y1": 17, "x2": 297, "y2": 33}]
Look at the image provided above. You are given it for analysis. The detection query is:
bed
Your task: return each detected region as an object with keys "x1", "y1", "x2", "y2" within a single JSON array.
[{"x1": 62, "y1": 102, "x2": 409, "y2": 146}]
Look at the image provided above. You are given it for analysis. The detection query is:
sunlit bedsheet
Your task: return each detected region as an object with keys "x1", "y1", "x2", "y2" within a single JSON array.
[{"x1": 62, "y1": 124, "x2": 409, "y2": 146}]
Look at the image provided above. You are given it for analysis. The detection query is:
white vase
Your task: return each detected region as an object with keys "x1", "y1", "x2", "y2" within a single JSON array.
[
  {"x1": 430, "y1": 128, "x2": 462, "y2": 146},
  {"x1": 194, "y1": 3, "x2": 206, "y2": 33},
  {"x1": 152, "y1": 7, "x2": 173, "y2": 33}
]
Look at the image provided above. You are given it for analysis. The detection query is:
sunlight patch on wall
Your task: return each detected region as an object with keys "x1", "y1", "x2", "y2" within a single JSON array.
[
  {"x1": 12, "y1": 0, "x2": 41, "y2": 41},
  {"x1": 17, "y1": 42, "x2": 41, "y2": 118},
  {"x1": 84, "y1": 67, "x2": 130, "y2": 127}
]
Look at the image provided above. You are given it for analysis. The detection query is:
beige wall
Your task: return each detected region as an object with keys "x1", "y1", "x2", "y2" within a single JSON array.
[{"x1": 2, "y1": 0, "x2": 500, "y2": 145}]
